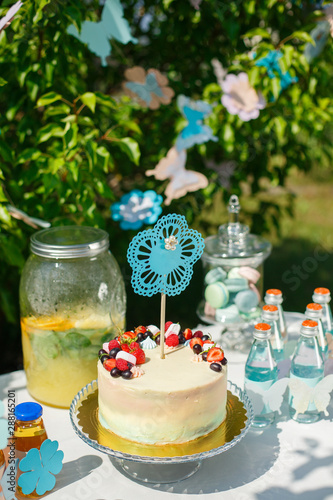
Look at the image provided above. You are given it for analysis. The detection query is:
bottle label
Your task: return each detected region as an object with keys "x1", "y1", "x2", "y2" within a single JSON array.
[{"x1": 289, "y1": 373, "x2": 324, "y2": 412}]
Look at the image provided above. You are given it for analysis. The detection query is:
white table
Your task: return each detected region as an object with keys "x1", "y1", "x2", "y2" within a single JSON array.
[{"x1": 1, "y1": 313, "x2": 333, "y2": 500}]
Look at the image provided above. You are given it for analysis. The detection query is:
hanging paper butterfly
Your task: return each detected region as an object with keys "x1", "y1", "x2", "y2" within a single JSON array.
[
  {"x1": 123, "y1": 67, "x2": 174, "y2": 110},
  {"x1": 146, "y1": 146, "x2": 208, "y2": 205},
  {"x1": 245, "y1": 378, "x2": 289, "y2": 416},
  {"x1": 7, "y1": 205, "x2": 51, "y2": 229},
  {"x1": 289, "y1": 374, "x2": 333, "y2": 417},
  {"x1": 0, "y1": 0, "x2": 22, "y2": 33},
  {"x1": 206, "y1": 159, "x2": 236, "y2": 189},
  {"x1": 67, "y1": 0, "x2": 137, "y2": 66},
  {"x1": 175, "y1": 95, "x2": 218, "y2": 151}
]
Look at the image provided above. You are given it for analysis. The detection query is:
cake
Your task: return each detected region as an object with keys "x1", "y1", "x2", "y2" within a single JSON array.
[{"x1": 97, "y1": 323, "x2": 228, "y2": 445}]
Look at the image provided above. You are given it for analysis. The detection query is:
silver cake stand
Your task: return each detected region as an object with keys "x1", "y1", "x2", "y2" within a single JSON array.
[{"x1": 69, "y1": 379, "x2": 253, "y2": 484}]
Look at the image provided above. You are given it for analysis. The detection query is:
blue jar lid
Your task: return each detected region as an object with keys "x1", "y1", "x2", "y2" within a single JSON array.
[{"x1": 14, "y1": 402, "x2": 43, "y2": 421}]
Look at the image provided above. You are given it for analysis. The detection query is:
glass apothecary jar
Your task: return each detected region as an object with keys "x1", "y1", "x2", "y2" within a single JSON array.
[
  {"x1": 20, "y1": 226, "x2": 126, "y2": 408},
  {"x1": 198, "y1": 195, "x2": 271, "y2": 332}
]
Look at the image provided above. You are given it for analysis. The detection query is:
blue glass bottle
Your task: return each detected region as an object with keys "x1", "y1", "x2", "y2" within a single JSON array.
[
  {"x1": 245, "y1": 322, "x2": 278, "y2": 428},
  {"x1": 312, "y1": 288, "x2": 333, "y2": 335},
  {"x1": 289, "y1": 320, "x2": 325, "y2": 423},
  {"x1": 305, "y1": 303, "x2": 329, "y2": 359},
  {"x1": 265, "y1": 288, "x2": 287, "y2": 342},
  {"x1": 261, "y1": 304, "x2": 284, "y2": 363}
]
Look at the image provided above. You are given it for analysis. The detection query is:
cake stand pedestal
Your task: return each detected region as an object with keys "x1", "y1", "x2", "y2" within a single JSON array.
[
  {"x1": 112, "y1": 458, "x2": 202, "y2": 483},
  {"x1": 70, "y1": 380, "x2": 253, "y2": 484}
]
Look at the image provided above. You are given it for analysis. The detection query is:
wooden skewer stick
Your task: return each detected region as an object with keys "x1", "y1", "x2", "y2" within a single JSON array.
[{"x1": 160, "y1": 292, "x2": 166, "y2": 359}]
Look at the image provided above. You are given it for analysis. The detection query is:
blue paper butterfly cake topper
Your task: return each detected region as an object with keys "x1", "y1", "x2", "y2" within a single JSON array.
[{"x1": 127, "y1": 214, "x2": 205, "y2": 357}]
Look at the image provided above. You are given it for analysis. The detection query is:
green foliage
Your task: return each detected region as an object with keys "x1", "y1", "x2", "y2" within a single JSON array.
[{"x1": 0, "y1": 0, "x2": 332, "y2": 339}]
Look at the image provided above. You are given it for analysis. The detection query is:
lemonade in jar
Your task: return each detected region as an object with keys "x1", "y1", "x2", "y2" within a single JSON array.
[{"x1": 20, "y1": 226, "x2": 126, "y2": 408}]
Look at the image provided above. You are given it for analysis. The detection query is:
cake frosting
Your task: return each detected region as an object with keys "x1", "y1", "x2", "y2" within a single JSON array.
[{"x1": 97, "y1": 325, "x2": 228, "y2": 445}]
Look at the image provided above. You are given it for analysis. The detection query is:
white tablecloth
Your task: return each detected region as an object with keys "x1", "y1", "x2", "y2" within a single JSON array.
[{"x1": 1, "y1": 313, "x2": 333, "y2": 500}]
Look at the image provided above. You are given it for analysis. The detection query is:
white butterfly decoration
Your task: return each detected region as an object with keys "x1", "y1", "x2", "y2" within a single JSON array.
[
  {"x1": 146, "y1": 146, "x2": 208, "y2": 205},
  {"x1": 7, "y1": 205, "x2": 51, "y2": 229},
  {"x1": 245, "y1": 378, "x2": 289, "y2": 416},
  {"x1": 0, "y1": 1, "x2": 22, "y2": 33},
  {"x1": 289, "y1": 374, "x2": 333, "y2": 418}
]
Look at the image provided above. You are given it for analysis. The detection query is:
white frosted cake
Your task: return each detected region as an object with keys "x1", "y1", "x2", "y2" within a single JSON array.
[{"x1": 97, "y1": 324, "x2": 228, "y2": 445}]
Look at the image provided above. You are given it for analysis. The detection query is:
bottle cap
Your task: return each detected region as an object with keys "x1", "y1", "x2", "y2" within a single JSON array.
[
  {"x1": 313, "y1": 287, "x2": 331, "y2": 304},
  {"x1": 305, "y1": 303, "x2": 323, "y2": 320},
  {"x1": 15, "y1": 402, "x2": 43, "y2": 421},
  {"x1": 265, "y1": 289, "x2": 283, "y2": 305},
  {"x1": 300, "y1": 319, "x2": 318, "y2": 337},
  {"x1": 262, "y1": 304, "x2": 279, "y2": 321},
  {"x1": 253, "y1": 322, "x2": 272, "y2": 339}
]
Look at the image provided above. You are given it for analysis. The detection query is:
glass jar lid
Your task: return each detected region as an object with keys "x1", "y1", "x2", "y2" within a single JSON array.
[
  {"x1": 202, "y1": 195, "x2": 272, "y2": 267},
  {"x1": 30, "y1": 226, "x2": 109, "y2": 258}
]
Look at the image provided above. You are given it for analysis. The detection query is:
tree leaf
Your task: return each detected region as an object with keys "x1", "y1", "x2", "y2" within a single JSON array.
[
  {"x1": 113, "y1": 138, "x2": 141, "y2": 165},
  {"x1": 37, "y1": 92, "x2": 63, "y2": 107},
  {"x1": 79, "y1": 92, "x2": 96, "y2": 113}
]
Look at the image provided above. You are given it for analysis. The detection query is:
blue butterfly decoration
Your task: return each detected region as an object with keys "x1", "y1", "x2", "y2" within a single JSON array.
[
  {"x1": 125, "y1": 72, "x2": 164, "y2": 106},
  {"x1": 175, "y1": 95, "x2": 218, "y2": 151},
  {"x1": 67, "y1": 0, "x2": 137, "y2": 66}
]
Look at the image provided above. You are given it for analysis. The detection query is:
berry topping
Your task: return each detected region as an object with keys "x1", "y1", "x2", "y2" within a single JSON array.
[
  {"x1": 206, "y1": 347, "x2": 224, "y2": 363},
  {"x1": 210, "y1": 362, "x2": 222, "y2": 372},
  {"x1": 103, "y1": 358, "x2": 117, "y2": 372},
  {"x1": 131, "y1": 348, "x2": 146, "y2": 365},
  {"x1": 193, "y1": 344, "x2": 202, "y2": 354},
  {"x1": 108, "y1": 339, "x2": 121, "y2": 351},
  {"x1": 98, "y1": 349, "x2": 108, "y2": 358},
  {"x1": 201, "y1": 334, "x2": 211, "y2": 342},
  {"x1": 155, "y1": 334, "x2": 161, "y2": 345},
  {"x1": 165, "y1": 322, "x2": 181, "y2": 338},
  {"x1": 135, "y1": 325, "x2": 147, "y2": 335},
  {"x1": 221, "y1": 357, "x2": 228, "y2": 365},
  {"x1": 189, "y1": 337, "x2": 204, "y2": 349},
  {"x1": 116, "y1": 359, "x2": 129, "y2": 372},
  {"x1": 129, "y1": 341, "x2": 140, "y2": 351},
  {"x1": 136, "y1": 332, "x2": 146, "y2": 342},
  {"x1": 165, "y1": 334, "x2": 179, "y2": 347},
  {"x1": 122, "y1": 331, "x2": 137, "y2": 341},
  {"x1": 202, "y1": 341, "x2": 215, "y2": 351},
  {"x1": 121, "y1": 370, "x2": 133, "y2": 379},
  {"x1": 178, "y1": 333, "x2": 186, "y2": 344},
  {"x1": 109, "y1": 347, "x2": 121, "y2": 358},
  {"x1": 100, "y1": 355, "x2": 110, "y2": 364},
  {"x1": 116, "y1": 351, "x2": 137, "y2": 365},
  {"x1": 111, "y1": 367, "x2": 121, "y2": 378},
  {"x1": 165, "y1": 321, "x2": 173, "y2": 330},
  {"x1": 202, "y1": 352, "x2": 208, "y2": 362},
  {"x1": 121, "y1": 344, "x2": 131, "y2": 353},
  {"x1": 193, "y1": 330, "x2": 203, "y2": 338},
  {"x1": 183, "y1": 328, "x2": 193, "y2": 340}
]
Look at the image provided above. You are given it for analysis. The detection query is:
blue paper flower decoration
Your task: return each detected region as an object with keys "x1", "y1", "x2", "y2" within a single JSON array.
[
  {"x1": 175, "y1": 95, "x2": 218, "y2": 151},
  {"x1": 127, "y1": 214, "x2": 205, "y2": 296},
  {"x1": 255, "y1": 50, "x2": 298, "y2": 93},
  {"x1": 18, "y1": 439, "x2": 64, "y2": 496},
  {"x1": 0, "y1": 400, "x2": 9, "y2": 450},
  {"x1": 111, "y1": 190, "x2": 163, "y2": 230}
]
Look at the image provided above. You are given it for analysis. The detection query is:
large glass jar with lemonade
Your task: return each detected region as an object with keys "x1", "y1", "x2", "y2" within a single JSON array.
[{"x1": 20, "y1": 226, "x2": 126, "y2": 408}]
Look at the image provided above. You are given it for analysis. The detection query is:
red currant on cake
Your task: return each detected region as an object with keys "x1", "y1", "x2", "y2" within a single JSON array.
[{"x1": 129, "y1": 341, "x2": 140, "y2": 351}]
